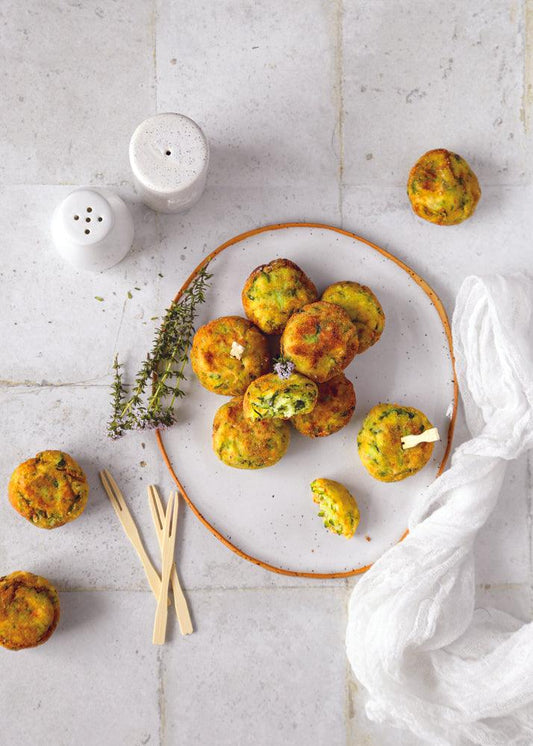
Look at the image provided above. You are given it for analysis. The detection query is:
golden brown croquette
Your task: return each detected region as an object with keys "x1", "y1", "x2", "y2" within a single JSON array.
[
  {"x1": 321, "y1": 281, "x2": 385, "y2": 354},
  {"x1": 292, "y1": 373, "x2": 355, "y2": 437},
  {"x1": 0, "y1": 571, "x2": 60, "y2": 650},
  {"x1": 357, "y1": 403, "x2": 434, "y2": 482},
  {"x1": 191, "y1": 316, "x2": 271, "y2": 396},
  {"x1": 280, "y1": 301, "x2": 358, "y2": 383},
  {"x1": 212, "y1": 396, "x2": 290, "y2": 469},
  {"x1": 8, "y1": 451, "x2": 88, "y2": 529},
  {"x1": 241, "y1": 258, "x2": 318, "y2": 334},
  {"x1": 407, "y1": 148, "x2": 481, "y2": 225}
]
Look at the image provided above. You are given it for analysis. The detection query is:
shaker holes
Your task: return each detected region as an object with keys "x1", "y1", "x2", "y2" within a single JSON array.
[
  {"x1": 85, "y1": 229, "x2": 90, "y2": 234},
  {"x1": 165, "y1": 150, "x2": 171, "y2": 156},
  {"x1": 87, "y1": 207, "x2": 92, "y2": 213},
  {"x1": 86, "y1": 217, "x2": 91, "y2": 223},
  {"x1": 73, "y1": 215, "x2": 79, "y2": 220}
]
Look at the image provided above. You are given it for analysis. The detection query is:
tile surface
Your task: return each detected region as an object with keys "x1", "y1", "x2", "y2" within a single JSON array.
[
  {"x1": 342, "y1": 0, "x2": 530, "y2": 188},
  {"x1": 0, "y1": 1, "x2": 531, "y2": 745},
  {"x1": 0, "y1": 591, "x2": 160, "y2": 746},
  {"x1": 156, "y1": 0, "x2": 341, "y2": 190},
  {"x1": 0, "y1": 0, "x2": 155, "y2": 186},
  {"x1": 162, "y1": 588, "x2": 347, "y2": 746}
]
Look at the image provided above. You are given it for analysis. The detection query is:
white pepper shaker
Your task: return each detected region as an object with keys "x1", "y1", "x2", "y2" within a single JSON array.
[
  {"x1": 50, "y1": 188, "x2": 134, "y2": 271},
  {"x1": 129, "y1": 113, "x2": 209, "y2": 213}
]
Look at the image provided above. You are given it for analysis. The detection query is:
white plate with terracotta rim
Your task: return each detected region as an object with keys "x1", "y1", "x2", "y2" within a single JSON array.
[{"x1": 156, "y1": 223, "x2": 457, "y2": 578}]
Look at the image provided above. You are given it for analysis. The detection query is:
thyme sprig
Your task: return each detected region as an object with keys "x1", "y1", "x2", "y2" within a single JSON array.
[{"x1": 108, "y1": 265, "x2": 211, "y2": 438}]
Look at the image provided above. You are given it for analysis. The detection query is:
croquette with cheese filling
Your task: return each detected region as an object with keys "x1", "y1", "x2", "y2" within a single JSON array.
[
  {"x1": 310, "y1": 478, "x2": 360, "y2": 538},
  {"x1": 357, "y1": 403, "x2": 434, "y2": 482},
  {"x1": 321, "y1": 281, "x2": 385, "y2": 353},
  {"x1": 280, "y1": 301, "x2": 358, "y2": 383},
  {"x1": 9, "y1": 450, "x2": 89, "y2": 529},
  {"x1": 191, "y1": 315, "x2": 271, "y2": 396},
  {"x1": 212, "y1": 396, "x2": 290, "y2": 469},
  {"x1": 243, "y1": 372, "x2": 318, "y2": 421},
  {"x1": 292, "y1": 373, "x2": 355, "y2": 437},
  {"x1": 407, "y1": 148, "x2": 481, "y2": 226},
  {"x1": 242, "y1": 258, "x2": 318, "y2": 335},
  {"x1": 0, "y1": 571, "x2": 60, "y2": 650}
]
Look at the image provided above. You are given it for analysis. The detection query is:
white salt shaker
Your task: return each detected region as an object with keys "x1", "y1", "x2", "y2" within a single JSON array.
[
  {"x1": 129, "y1": 113, "x2": 209, "y2": 213},
  {"x1": 51, "y1": 188, "x2": 134, "y2": 271}
]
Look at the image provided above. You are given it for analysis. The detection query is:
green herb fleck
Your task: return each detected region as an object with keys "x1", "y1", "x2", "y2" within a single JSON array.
[{"x1": 95, "y1": 296, "x2": 104, "y2": 302}]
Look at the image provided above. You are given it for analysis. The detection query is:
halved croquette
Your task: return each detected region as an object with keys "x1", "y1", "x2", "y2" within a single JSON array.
[
  {"x1": 310, "y1": 478, "x2": 360, "y2": 538},
  {"x1": 243, "y1": 372, "x2": 318, "y2": 421}
]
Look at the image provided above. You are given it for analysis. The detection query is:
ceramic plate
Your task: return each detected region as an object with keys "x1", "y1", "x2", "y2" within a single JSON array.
[{"x1": 157, "y1": 223, "x2": 457, "y2": 577}]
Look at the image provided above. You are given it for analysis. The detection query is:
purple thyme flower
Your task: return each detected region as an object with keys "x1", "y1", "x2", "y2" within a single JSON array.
[{"x1": 274, "y1": 358, "x2": 295, "y2": 380}]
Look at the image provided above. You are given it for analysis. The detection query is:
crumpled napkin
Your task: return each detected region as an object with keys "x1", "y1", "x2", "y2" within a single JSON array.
[{"x1": 346, "y1": 274, "x2": 533, "y2": 746}]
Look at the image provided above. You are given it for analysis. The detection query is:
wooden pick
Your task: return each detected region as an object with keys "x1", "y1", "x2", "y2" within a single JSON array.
[
  {"x1": 152, "y1": 492, "x2": 179, "y2": 645},
  {"x1": 148, "y1": 485, "x2": 193, "y2": 635},
  {"x1": 99, "y1": 469, "x2": 162, "y2": 599}
]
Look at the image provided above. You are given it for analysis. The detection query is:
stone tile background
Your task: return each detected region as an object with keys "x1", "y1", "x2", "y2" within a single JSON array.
[{"x1": 0, "y1": 1, "x2": 531, "y2": 744}]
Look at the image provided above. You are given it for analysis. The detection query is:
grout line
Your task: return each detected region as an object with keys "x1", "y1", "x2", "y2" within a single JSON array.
[
  {"x1": 335, "y1": 0, "x2": 345, "y2": 226},
  {"x1": 0, "y1": 378, "x2": 110, "y2": 390},
  {"x1": 344, "y1": 581, "x2": 352, "y2": 746},
  {"x1": 152, "y1": 0, "x2": 158, "y2": 114},
  {"x1": 155, "y1": 212, "x2": 163, "y2": 306},
  {"x1": 522, "y1": 0, "x2": 533, "y2": 134},
  {"x1": 527, "y1": 451, "x2": 533, "y2": 619},
  {"x1": 1, "y1": 181, "x2": 531, "y2": 191},
  {"x1": 58, "y1": 584, "x2": 348, "y2": 593},
  {"x1": 157, "y1": 647, "x2": 166, "y2": 746}
]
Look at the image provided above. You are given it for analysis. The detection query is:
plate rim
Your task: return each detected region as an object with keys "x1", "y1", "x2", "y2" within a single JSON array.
[{"x1": 156, "y1": 221, "x2": 458, "y2": 579}]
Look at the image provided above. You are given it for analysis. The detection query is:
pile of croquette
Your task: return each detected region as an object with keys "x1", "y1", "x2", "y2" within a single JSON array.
[{"x1": 191, "y1": 257, "x2": 385, "y2": 470}]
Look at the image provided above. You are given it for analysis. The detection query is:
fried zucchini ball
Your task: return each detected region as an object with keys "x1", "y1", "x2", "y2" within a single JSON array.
[
  {"x1": 280, "y1": 301, "x2": 358, "y2": 383},
  {"x1": 357, "y1": 403, "x2": 434, "y2": 482},
  {"x1": 243, "y1": 372, "x2": 318, "y2": 421},
  {"x1": 407, "y1": 148, "x2": 481, "y2": 225},
  {"x1": 310, "y1": 478, "x2": 360, "y2": 538},
  {"x1": 241, "y1": 258, "x2": 318, "y2": 334},
  {"x1": 191, "y1": 315, "x2": 271, "y2": 396},
  {"x1": 292, "y1": 373, "x2": 355, "y2": 437},
  {"x1": 8, "y1": 451, "x2": 89, "y2": 529},
  {"x1": 212, "y1": 396, "x2": 290, "y2": 469},
  {"x1": 0, "y1": 571, "x2": 60, "y2": 650},
  {"x1": 321, "y1": 281, "x2": 385, "y2": 353}
]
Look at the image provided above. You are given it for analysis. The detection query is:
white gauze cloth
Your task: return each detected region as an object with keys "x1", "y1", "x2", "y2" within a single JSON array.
[{"x1": 346, "y1": 274, "x2": 533, "y2": 746}]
